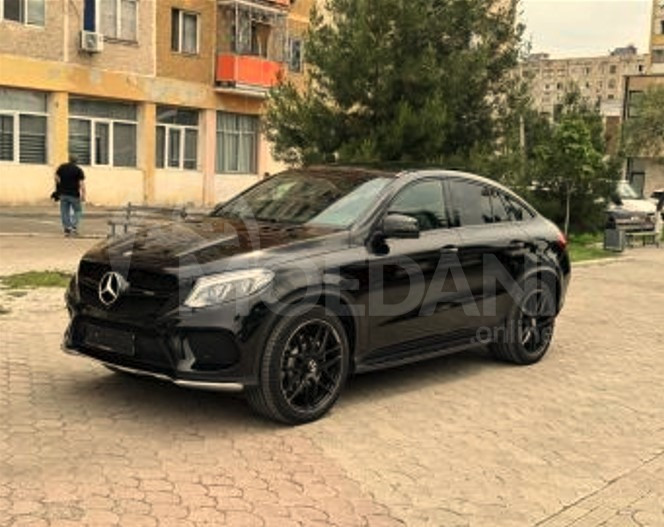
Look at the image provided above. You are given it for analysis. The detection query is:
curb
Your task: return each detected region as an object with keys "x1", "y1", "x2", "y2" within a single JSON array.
[
  {"x1": 573, "y1": 256, "x2": 633, "y2": 267},
  {"x1": 0, "y1": 232, "x2": 105, "y2": 239}
]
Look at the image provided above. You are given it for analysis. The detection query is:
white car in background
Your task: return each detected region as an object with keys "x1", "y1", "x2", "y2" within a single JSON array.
[{"x1": 607, "y1": 181, "x2": 657, "y2": 231}]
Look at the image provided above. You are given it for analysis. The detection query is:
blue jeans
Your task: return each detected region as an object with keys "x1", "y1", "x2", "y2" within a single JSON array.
[{"x1": 60, "y1": 195, "x2": 82, "y2": 232}]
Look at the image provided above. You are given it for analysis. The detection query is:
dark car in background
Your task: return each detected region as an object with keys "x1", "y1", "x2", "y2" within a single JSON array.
[{"x1": 63, "y1": 167, "x2": 570, "y2": 424}]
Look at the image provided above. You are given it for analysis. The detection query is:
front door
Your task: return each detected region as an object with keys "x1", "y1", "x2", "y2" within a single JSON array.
[{"x1": 365, "y1": 179, "x2": 463, "y2": 363}]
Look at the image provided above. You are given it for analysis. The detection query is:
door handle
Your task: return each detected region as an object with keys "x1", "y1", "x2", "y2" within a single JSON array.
[
  {"x1": 508, "y1": 240, "x2": 527, "y2": 250},
  {"x1": 440, "y1": 245, "x2": 459, "y2": 254}
]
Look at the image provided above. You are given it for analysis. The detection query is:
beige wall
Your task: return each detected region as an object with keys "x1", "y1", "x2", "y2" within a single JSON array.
[
  {"x1": 636, "y1": 159, "x2": 664, "y2": 196},
  {"x1": 214, "y1": 174, "x2": 260, "y2": 204},
  {"x1": 154, "y1": 170, "x2": 205, "y2": 205},
  {"x1": 157, "y1": 0, "x2": 216, "y2": 83},
  {"x1": 66, "y1": 0, "x2": 156, "y2": 76},
  {"x1": 85, "y1": 168, "x2": 145, "y2": 206},
  {"x1": 0, "y1": 0, "x2": 65, "y2": 61},
  {"x1": 0, "y1": 165, "x2": 54, "y2": 205}
]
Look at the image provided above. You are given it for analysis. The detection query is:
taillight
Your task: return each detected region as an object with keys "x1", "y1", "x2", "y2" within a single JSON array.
[{"x1": 557, "y1": 231, "x2": 568, "y2": 250}]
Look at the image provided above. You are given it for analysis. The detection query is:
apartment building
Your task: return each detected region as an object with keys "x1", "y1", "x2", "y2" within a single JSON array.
[
  {"x1": 0, "y1": 0, "x2": 312, "y2": 206},
  {"x1": 519, "y1": 47, "x2": 648, "y2": 118},
  {"x1": 622, "y1": 1, "x2": 664, "y2": 197},
  {"x1": 649, "y1": 0, "x2": 664, "y2": 73}
]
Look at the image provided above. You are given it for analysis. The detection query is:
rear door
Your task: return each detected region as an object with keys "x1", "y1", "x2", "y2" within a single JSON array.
[{"x1": 446, "y1": 178, "x2": 526, "y2": 332}]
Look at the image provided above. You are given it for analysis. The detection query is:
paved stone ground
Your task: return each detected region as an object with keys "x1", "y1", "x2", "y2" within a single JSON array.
[{"x1": 1, "y1": 244, "x2": 663, "y2": 526}]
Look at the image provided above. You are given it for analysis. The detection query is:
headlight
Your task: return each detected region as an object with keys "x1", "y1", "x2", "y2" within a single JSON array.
[{"x1": 184, "y1": 269, "x2": 274, "y2": 308}]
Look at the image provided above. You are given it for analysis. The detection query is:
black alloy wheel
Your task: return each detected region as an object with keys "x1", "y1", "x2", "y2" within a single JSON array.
[
  {"x1": 246, "y1": 305, "x2": 350, "y2": 424},
  {"x1": 280, "y1": 319, "x2": 344, "y2": 413},
  {"x1": 517, "y1": 287, "x2": 555, "y2": 356},
  {"x1": 491, "y1": 279, "x2": 557, "y2": 365}
]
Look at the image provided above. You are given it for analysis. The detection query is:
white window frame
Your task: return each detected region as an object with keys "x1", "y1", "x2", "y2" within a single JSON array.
[
  {"x1": 99, "y1": 0, "x2": 138, "y2": 41},
  {"x1": 70, "y1": 116, "x2": 136, "y2": 167},
  {"x1": 216, "y1": 113, "x2": 258, "y2": 175},
  {"x1": 172, "y1": 8, "x2": 199, "y2": 54},
  {"x1": 0, "y1": 109, "x2": 48, "y2": 165},
  {"x1": 156, "y1": 123, "x2": 198, "y2": 170},
  {"x1": 288, "y1": 37, "x2": 303, "y2": 73},
  {"x1": 0, "y1": 0, "x2": 45, "y2": 26}
]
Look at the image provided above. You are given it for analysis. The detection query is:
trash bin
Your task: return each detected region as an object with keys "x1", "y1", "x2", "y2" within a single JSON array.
[{"x1": 604, "y1": 228, "x2": 625, "y2": 252}]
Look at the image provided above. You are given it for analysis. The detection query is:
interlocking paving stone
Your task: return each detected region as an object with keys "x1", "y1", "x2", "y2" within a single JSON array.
[{"x1": 1, "y1": 249, "x2": 663, "y2": 526}]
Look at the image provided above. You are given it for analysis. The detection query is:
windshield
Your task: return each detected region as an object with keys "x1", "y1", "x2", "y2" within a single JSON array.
[
  {"x1": 617, "y1": 181, "x2": 640, "y2": 200},
  {"x1": 213, "y1": 171, "x2": 392, "y2": 228}
]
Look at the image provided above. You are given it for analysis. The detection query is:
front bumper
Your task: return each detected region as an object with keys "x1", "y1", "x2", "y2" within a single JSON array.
[
  {"x1": 63, "y1": 283, "x2": 274, "y2": 389},
  {"x1": 61, "y1": 343, "x2": 244, "y2": 391}
]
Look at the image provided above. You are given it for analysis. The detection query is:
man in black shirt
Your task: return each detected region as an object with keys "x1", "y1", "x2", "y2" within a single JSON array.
[{"x1": 55, "y1": 155, "x2": 86, "y2": 236}]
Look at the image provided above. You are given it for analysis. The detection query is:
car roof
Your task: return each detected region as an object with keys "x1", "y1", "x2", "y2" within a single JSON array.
[{"x1": 298, "y1": 165, "x2": 518, "y2": 195}]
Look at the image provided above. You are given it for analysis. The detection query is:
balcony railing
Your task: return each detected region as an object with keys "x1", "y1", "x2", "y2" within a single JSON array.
[
  {"x1": 215, "y1": 0, "x2": 289, "y2": 95},
  {"x1": 215, "y1": 53, "x2": 283, "y2": 94}
]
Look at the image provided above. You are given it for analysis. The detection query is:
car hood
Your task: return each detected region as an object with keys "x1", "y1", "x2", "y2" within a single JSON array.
[
  {"x1": 84, "y1": 217, "x2": 345, "y2": 271},
  {"x1": 610, "y1": 199, "x2": 656, "y2": 214}
]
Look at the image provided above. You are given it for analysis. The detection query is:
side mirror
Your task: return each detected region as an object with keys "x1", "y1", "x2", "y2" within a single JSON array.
[{"x1": 382, "y1": 213, "x2": 420, "y2": 239}]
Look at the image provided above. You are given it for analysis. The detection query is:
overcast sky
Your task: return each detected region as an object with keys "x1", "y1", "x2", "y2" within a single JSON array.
[{"x1": 520, "y1": 0, "x2": 652, "y2": 58}]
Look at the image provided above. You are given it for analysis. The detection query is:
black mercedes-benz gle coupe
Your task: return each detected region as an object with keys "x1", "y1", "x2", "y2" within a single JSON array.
[{"x1": 64, "y1": 167, "x2": 571, "y2": 424}]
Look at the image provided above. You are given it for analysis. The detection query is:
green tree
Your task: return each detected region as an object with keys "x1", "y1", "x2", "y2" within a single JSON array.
[
  {"x1": 622, "y1": 85, "x2": 664, "y2": 158},
  {"x1": 528, "y1": 90, "x2": 619, "y2": 235},
  {"x1": 264, "y1": 0, "x2": 522, "y2": 166}
]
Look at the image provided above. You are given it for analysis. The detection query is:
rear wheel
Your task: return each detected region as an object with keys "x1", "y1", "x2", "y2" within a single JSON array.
[
  {"x1": 491, "y1": 279, "x2": 557, "y2": 365},
  {"x1": 246, "y1": 305, "x2": 350, "y2": 424}
]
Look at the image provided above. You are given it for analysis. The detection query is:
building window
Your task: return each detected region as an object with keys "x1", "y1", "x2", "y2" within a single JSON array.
[
  {"x1": 156, "y1": 106, "x2": 198, "y2": 170},
  {"x1": 660, "y1": 20, "x2": 664, "y2": 35},
  {"x1": 608, "y1": 94, "x2": 615, "y2": 100},
  {"x1": 627, "y1": 91, "x2": 644, "y2": 118},
  {"x1": 171, "y1": 8, "x2": 198, "y2": 54},
  {"x1": 1, "y1": 0, "x2": 45, "y2": 25},
  {"x1": 653, "y1": 49, "x2": 664, "y2": 64},
  {"x1": 98, "y1": 0, "x2": 137, "y2": 41},
  {"x1": 216, "y1": 112, "x2": 258, "y2": 174},
  {"x1": 68, "y1": 98, "x2": 137, "y2": 167},
  {"x1": 288, "y1": 37, "x2": 303, "y2": 72},
  {"x1": 0, "y1": 88, "x2": 47, "y2": 164},
  {"x1": 609, "y1": 65, "x2": 617, "y2": 74},
  {"x1": 608, "y1": 78, "x2": 617, "y2": 89}
]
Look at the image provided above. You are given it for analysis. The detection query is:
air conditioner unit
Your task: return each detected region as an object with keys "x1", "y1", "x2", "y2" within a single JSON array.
[{"x1": 80, "y1": 30, "x2": 104, "y2": 53}]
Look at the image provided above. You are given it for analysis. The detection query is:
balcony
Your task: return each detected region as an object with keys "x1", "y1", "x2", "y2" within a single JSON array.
[
  {"x1": 215, "y1": 0, "x2": 289, "y2": 96},
  {"x1": 215, "y1": 53, "x2": 283, "y2": 94}
]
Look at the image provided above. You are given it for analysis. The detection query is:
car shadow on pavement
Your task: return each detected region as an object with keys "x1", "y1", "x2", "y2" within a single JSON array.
[{"x1": 61, "y1": 347, "x2": 503, "y2": 428}]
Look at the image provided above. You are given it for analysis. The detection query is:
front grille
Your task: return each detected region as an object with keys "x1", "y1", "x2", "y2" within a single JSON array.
[
  {"x1": 72, "y1": 317, "x2": 175, "y2": 373},
  {"x1": 78, "y1": 260, "x2": 181, "y2": 319}
]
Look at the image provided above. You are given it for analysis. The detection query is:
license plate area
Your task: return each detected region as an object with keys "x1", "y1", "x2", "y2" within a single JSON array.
[{"x1": 84, "y1": 324, "x2": 135, "y2": 356}]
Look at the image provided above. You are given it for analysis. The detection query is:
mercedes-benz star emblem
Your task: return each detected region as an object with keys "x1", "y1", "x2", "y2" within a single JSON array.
[{"x1": 98, "y1": 272, "x2": 128, "y2": 307}]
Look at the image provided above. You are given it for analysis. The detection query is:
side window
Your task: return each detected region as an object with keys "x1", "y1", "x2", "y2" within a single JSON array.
[
  {"x1": 388, "y1": 180, "x2": 447, "y2": 232},
  {"x1": 500, "y1": 193, "x2": 534, "y2": 222},
  {"x1": 489, "y1": 190, "x2": 511, "y2": 223},
  {"x1": 449, "y1": 180, "x2": 493, "y2": 227}
]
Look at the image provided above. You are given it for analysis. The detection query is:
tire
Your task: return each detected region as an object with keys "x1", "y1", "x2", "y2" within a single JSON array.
[
  {"x1": 246, "y1": 305, "x2": 350, "y2": 425},
  {"x1": 490, "y1": 277, "x2": 557, "y2": 365}
]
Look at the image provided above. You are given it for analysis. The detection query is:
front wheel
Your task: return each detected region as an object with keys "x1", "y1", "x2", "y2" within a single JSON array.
[
  {"x1": 491, "y1": 279, "x2": 557, "y2": 365},
  {"x1": 246, "y1": 305, "x2": 350, "y2": 425}
]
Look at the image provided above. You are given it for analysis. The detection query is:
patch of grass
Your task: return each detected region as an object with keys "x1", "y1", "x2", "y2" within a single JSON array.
[
  {"x1": 567, "y1": 233, "x2": 618, "y2": 263},
  {"x1": 568, "y1": 244, "x2": 617, "y2": 262},
  {"x1": 0, "y1": 271, "x2": 73, "y2": 290}
]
